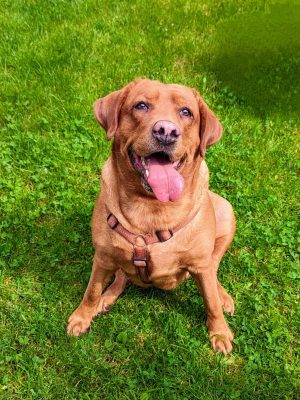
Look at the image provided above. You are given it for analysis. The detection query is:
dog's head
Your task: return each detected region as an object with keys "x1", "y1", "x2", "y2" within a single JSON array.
[{"x1": 94, "y1": 79, "x2": 222, "y2": 203}]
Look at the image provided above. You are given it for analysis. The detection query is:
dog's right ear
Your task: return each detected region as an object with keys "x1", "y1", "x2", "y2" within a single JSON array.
[{"x1": 93, "y1": 80, "x2": 139, "y2": 140}]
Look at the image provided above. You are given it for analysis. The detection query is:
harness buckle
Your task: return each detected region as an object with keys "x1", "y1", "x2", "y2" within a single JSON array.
[{"x1": 133, "y1": 256, "x2": 148, "y2": 268}]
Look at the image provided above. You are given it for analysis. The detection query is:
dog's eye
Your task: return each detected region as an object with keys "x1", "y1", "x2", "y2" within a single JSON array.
[
  {"x1": 179, "y1": 107, "x2": 193, "y2": 118},
  {"x1": 134, "y1": 101, "x2": 149, "y2": 111}
]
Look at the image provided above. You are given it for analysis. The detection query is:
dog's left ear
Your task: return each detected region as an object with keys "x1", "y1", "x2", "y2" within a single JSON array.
[
  {"x1": 193, "y1": 89, "x2": 223, "y2": 157},
  {"x1": 94, "y1": 80, "x2": 139, "y2": 140}
]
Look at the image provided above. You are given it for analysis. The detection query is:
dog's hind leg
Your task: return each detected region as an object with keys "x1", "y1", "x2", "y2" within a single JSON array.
[
  {"x1": 209, "y1": 191, "x2": 236, "y2": 316},
  {"x1": 96, "y1": 269, "x2": 129, "y2": 314},
  {"x1": 213, "y1": 238, "x2": 235, "y2": 316}
]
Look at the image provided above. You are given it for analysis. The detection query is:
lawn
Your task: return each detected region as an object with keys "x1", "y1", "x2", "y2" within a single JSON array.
[{"x1": 0, "y1": 0, "x2": 299, "y2": 399}]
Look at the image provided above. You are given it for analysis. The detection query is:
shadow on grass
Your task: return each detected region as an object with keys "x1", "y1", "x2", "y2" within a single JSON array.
[
  {"x1": 125, "y1": 283, "x2": 205, "y2": 323},
  {"x1": 198, "y1": 3, "x2": 300, "y2": 118},
  {"x1": 1, "y1": 205, "x2": 93, "y2": 289}
]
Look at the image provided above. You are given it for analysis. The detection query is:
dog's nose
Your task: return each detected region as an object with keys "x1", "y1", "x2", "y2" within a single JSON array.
[{"x1": 152, "y1": 120, "x2": 180, "y2": 145}]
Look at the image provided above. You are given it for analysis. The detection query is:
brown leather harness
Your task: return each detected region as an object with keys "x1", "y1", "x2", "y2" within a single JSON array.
[{"x1": 107, "y1": 208, "x2": 200, "y2": 284}]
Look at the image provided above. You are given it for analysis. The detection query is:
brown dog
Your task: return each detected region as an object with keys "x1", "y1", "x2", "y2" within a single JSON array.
[{"x1": 67, "y1": 79, "x2": 236, "y2": 354}]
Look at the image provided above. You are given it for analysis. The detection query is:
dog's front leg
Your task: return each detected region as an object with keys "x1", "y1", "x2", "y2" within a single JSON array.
[
  {"x1": 67, "y1": 255, "x2": 114, "y2": 336},
  {"x1": 190, "y1": 266, "x2": 234, "y2": 354}
]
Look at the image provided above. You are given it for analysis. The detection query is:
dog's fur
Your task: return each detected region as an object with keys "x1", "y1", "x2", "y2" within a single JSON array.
[{"x1": 67, "y1": 79, "x2": 236, "y2": 354}]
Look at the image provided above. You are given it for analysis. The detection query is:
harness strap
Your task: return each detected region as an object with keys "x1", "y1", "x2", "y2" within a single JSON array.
[
  {"x1": 133, "y1": 245, "x2": 150, "y2": 283},
  {"x1": 106, "y1": 208, "x2": 200, "y2": 284}
]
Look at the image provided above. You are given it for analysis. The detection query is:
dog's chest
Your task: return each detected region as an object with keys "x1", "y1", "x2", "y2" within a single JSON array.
[{"x1": 110, "y1": 233, "x2": 192, "y2": 289}]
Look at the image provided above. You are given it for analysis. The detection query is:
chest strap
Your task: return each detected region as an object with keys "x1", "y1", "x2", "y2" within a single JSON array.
[{"x1": 107, "y1": 208, "x2": 200, "y2": 284}]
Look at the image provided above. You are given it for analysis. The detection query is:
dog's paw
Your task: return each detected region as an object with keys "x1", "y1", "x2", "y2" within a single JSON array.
[
  {"x1": 217, "y1": 284, "x2": 235, "y2": 316},
  {"x1": 67, "y1": 309, "x2": 92, "y2": 336},
  {"x1": 221, "y1": 293, "x2": 235, "y2": 316},
  {"x1": 210, "y1": 332, "x2": 234, "y2": 355},
  {"x1": 96, "y1": 296, "x2": 114, "y2": 315},
  {"x1": 207, "y1": 320, "x2": 234, "y2": 355}
]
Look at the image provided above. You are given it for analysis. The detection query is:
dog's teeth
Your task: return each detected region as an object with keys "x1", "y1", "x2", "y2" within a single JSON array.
[
  {"x1": 141, "y1": 158, "x2": 147, "y2": 168},
  {"x1": 145, "y1": 170, "x2": 149, "y2": 178}
]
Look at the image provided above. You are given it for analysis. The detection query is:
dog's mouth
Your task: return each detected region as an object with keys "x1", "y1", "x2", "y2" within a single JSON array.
[{"x1": 129, "y1": 148, "x2": 185, "y2": 202}]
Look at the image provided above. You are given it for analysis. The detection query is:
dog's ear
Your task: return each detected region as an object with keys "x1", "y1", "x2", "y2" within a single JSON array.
[
  {"x1": 93, "y1": 80, "x2": 139, "y2": 140},
  {"x1": 193, "y1": 89, "x2": 223, "y2": 157}
]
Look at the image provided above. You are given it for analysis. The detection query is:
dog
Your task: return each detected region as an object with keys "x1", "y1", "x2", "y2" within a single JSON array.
[{"x1": 67, "y1": 79, "x2": 236, "y2": 354}]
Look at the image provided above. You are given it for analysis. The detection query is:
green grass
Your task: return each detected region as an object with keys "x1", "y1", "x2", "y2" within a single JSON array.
[{"x1": 0, "y1": 0, "x2": 299, "y2": 399}]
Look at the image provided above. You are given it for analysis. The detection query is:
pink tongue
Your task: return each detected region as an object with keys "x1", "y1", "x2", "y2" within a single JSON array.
[{"x1": 147, "y1": 156, "x2": 185, "y2": 202}]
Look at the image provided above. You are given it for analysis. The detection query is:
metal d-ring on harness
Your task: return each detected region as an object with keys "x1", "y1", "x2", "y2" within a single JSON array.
[{"x1": 106, "y1": 208, "x2": 200, "y2": 284}]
